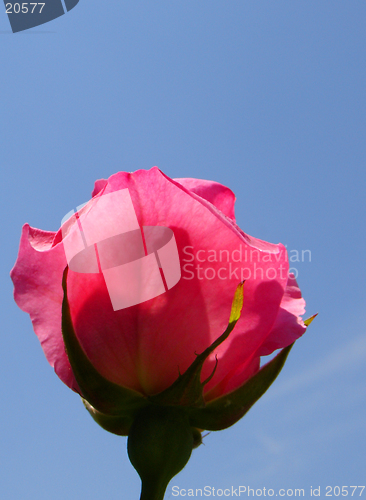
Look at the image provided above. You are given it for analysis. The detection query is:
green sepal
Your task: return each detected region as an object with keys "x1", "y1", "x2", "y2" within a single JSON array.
[
  {"x1": 186, "y1": 342, "x2": 294, "y2": 430},
  {"x1": 149, "y1": 282, "x2": 244, "y2": 409},
  {"x1": 82, "y1": 398, "x2": 134, "y2": 436},
  {"x1": 62, "y1": 267, "x2": 148, "y2": 417},
  {"x1": 304, "y1": 313, "x2": 318, "y2": 327}
]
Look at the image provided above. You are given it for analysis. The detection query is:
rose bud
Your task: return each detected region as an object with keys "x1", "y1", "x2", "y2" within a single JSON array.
[{"x1": 11, "y1": 167, "x2": 314, "y2": 500}]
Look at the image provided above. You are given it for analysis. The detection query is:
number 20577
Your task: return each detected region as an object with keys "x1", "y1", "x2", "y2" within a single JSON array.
[
  {"x1": 5, "y1": 3, "x2": 45, "y2": 14},
  {"x1": 325, "y1": 486, "x2": 365, "y2": 496}
]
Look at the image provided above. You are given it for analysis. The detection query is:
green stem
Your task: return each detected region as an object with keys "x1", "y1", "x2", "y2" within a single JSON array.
[
  {"x1": 140, "y1": 479, "x2": 167, "y2": 500},
  {"x1": 127, "y1": 405, "x2": 195, "y2": 500}
]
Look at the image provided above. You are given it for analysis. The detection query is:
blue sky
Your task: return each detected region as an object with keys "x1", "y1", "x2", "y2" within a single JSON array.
[{"x1": 1, "y1": 2, "x2": 365, "y2": 498}]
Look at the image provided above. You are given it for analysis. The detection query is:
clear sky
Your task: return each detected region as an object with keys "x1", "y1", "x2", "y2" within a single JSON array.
[{"x1": 1, "y1": 2, "x2": 365, "y2": 499}]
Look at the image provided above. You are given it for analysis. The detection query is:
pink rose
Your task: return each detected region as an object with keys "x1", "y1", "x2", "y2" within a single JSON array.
[{"x1": 11, "y1": 167, "x2": 306, "y2": 407}]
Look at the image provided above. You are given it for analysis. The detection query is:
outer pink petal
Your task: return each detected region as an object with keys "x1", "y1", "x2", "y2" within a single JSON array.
[
  {"x1": 204, "y1": 274, "x2": 306, "y2": 400},
  {"x1": 92, "y1": 179, "x2": 108, "y2": 197},
  {"x1": 174, "y1": 177, "x2": 236, "y2": 221},
  {"x1": 10, "y1": 225, "x2": 78, "y2": 392},
  {"x1": 256, "y1": 273, "x2": 306, "y2": 356},
  {"x1": 204, "y1": 356, "x2": 261, "y2": 402}
]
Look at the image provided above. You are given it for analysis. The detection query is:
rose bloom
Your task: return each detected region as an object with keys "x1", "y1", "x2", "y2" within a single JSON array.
[{"x1": 11, "y1": 167, "x2": 306, "y2": 405}]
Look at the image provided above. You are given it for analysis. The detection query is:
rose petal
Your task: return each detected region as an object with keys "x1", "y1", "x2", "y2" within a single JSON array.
[
  {"x1": 256, "y1": 273, "x2": 306, "y2": 356},
  {"x1": 204, "y1": 356, "x2": 261, "y2": 402},
  {"x1": 10, "y1": 224, "x2": 78, "y2": 392},
  {"x1": 174, "y1": 177, "x2": 236, "y2": 221}
]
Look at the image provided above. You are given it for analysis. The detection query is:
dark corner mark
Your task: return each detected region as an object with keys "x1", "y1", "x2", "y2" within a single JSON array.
[{"x1": 3, "y1": 0, "x2": 79, "y2": 33}]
